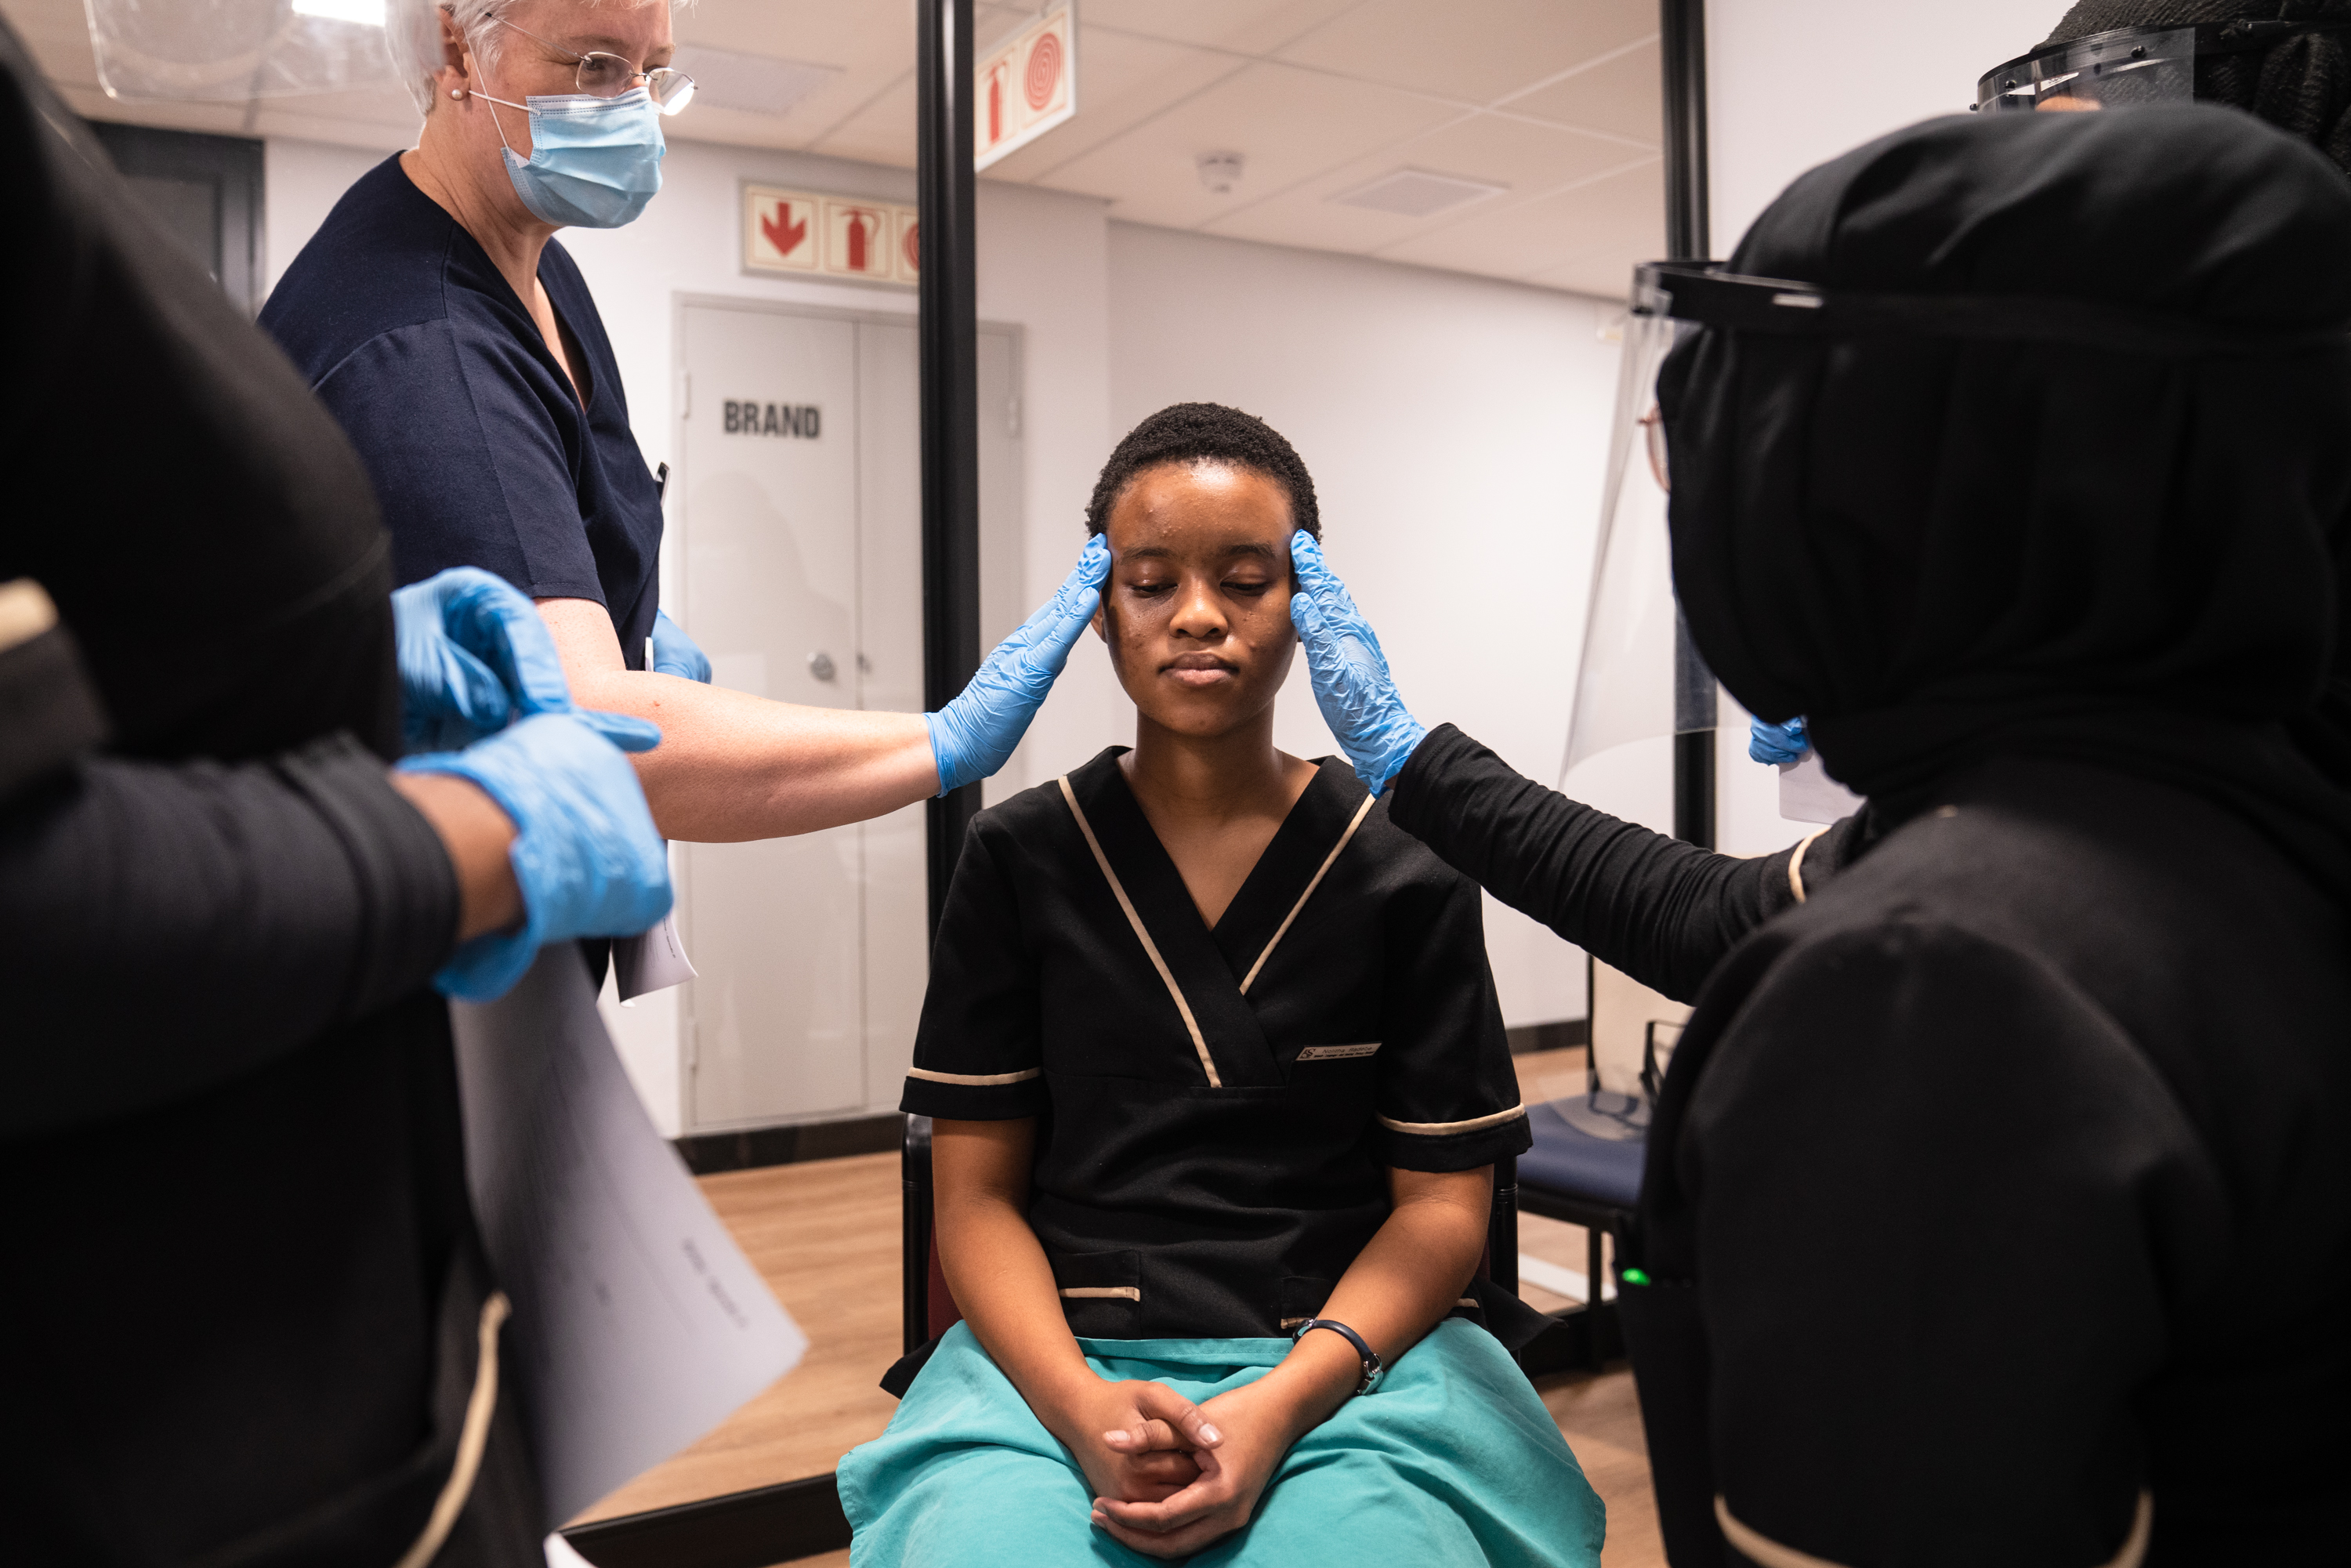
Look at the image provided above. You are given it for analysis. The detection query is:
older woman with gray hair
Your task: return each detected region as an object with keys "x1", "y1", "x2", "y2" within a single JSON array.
[{"x1": 263, "y1": 0, "x2": 1109, "y2": 856}]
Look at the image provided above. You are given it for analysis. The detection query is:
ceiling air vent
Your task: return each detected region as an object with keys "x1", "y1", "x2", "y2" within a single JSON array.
[
  {"x1": 668, "y1": 44, "x2": 842, "y2": 118},
  {"x1": 1331, "y1": 168, "x2": 1507, "y2": 219}
]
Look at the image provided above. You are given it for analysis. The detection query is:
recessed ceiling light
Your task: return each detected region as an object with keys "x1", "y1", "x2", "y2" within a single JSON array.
[
  {"x1": 668, "y1": 44, "x2": 841, "y2": 119},
  {"x1": 1333, "y1": 168, "x2": 1508, "y2": 219}
]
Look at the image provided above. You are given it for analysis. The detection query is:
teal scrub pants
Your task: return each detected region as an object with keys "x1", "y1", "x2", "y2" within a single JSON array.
[{"x1": 838, "y1": 1320, "x2": 1605, "y2": 1566}]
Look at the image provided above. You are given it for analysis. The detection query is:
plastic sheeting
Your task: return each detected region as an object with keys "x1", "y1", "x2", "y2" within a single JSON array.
[{"x1": 84, "y1": 0, "x2": 406, "y2": 102}]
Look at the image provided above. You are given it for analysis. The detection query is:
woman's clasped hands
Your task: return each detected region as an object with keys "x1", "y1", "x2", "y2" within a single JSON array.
[{"x1": 1074, "y1": 1354, "x2": 1346, "y2": 1559}]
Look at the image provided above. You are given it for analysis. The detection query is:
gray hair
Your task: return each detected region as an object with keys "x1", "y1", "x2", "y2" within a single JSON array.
[{"x1": 384, "y1": 0, "x2": 683, "y2": 115}]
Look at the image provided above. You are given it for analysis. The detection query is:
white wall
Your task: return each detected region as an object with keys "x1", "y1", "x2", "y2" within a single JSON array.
[
  {"x1": 1703, "y1": 0, "x2": 2063, "y2": 856},
  {"x1": 1107, "y1": 224, "x2": 1617, "y2": 1030}
]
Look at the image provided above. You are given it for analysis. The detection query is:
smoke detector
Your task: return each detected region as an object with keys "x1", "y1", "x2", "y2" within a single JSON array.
[{"x1": 1197, "y1": 151, "x2": 1245, "y2": 194}]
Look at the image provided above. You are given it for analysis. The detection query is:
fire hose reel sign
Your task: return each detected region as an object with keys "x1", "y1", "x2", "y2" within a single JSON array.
[{"x1": 976, "y1": 5, "x2": 1076, "y2": 171}]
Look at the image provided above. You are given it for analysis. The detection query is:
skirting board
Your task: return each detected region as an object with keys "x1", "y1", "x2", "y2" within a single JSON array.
[
  {"x1": 674, "y1": 1112, "x2": 904, "y2": 1175},
  {"x1": 1505, "y1": 1019, "x2": 1588, "y2": 1056},
  {"x1": 560, "y1": 1473, "x2": 850, "y2": 1568}
]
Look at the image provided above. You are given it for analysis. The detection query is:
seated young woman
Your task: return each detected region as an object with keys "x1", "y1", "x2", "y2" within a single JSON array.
[{"x1": 839, "y1": 404, "x2": 1604, "y2": 1566}]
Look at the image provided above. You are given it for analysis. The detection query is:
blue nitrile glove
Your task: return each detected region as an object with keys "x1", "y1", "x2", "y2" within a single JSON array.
[
  {"x1": 393, "y1": 567, "x2": 653, "y2": 756},
  {"x1": 400, "y1": 712, "x2": 672, "y2": 1002},
  {"x1": 651, "y1": 608, "x2": 712, "y2": 683},
  {"x1": 1288, "y1": 530, "x2": 1425, "y2": 796},
  {"x1": 1748, "y1": 715, "x2": 1810, "y2": 766},
  {"x1": 926, "y1": 534, "x2": 1110, "y2": 795}
]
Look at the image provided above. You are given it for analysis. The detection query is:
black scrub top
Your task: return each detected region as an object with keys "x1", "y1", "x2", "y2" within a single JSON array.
[
  {"x1": 261, "y1": 156, "x2": 664, "y2": 663},
  {"x1": 904, "y1": 748, "x2": 1537, "y2": 1344},
  {"x1": 1620, "y1": 757, "x2": 2351, "y2": 1566},
  {"x1": 0, "y1": 24, "x2": 530, "y2": 1564}
]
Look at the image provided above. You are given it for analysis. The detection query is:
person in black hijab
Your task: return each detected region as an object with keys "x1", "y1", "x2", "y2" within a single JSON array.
[
  {"x1": 1632, "y1": 105, "x2": 2350, "y2": 1566},
  {"x1": 1288, "y1": 101, "x2": 2350, "y2": 1564}
]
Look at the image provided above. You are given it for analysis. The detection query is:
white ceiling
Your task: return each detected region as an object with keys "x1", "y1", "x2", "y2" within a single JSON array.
[{"x1": 2, "y1": 0, "x2": 1665, "y2": 299}]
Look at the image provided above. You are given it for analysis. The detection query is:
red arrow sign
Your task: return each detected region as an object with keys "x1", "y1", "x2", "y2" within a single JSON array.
[{"x1": 761, "y1": 201, "x2": 807, "y2": 258}]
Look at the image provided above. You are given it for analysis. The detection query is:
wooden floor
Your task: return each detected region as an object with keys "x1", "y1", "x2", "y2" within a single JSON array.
[{"x1": 571, "y1": 1049, "x2": 1661, "y2": 1566}]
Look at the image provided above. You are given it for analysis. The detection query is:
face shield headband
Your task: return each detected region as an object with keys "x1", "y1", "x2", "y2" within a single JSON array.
[
  {"x1": 1636, "y1": 259, "x2": 2351, "y2": 357},
  {"x1": 1975, "y1": 18, "x2": 2351, "y2": 114}
]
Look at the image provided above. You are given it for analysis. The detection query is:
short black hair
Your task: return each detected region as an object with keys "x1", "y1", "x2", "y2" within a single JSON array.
[{"x1": 1084, "y1": 402, "x2": 1320, "y2": 539}]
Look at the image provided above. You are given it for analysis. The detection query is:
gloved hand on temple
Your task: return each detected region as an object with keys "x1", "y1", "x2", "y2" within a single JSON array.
[
  {"x1": 393, "y1": 567, "x2": 652, "y2": 755},
  {"x1": 926, "y1": 534, "x2": 1110, "y2": 795},
  {"x1": 1288, "y1": 530, "x2": 1425, "y2": 796},
  {"x1": 651, "y1": 607, "x2": 712, "y2": 683},
  {"x1": 1748, "y1": 714, "x2": 1810, "y2": 766},
  {"x1": 399, "y1": 712, "x2": 672, "y2": 1002}
]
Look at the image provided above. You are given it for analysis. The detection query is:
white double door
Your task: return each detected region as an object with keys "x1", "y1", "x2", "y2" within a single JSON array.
[{"x1": 674, "y1": 299, "x2": 1019, "y2": 1133}]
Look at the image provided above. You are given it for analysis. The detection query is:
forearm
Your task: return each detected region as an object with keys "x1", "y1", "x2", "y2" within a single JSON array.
[
  {"x1": 566, "y1": 666, "x2": 936, "y2": 841},
  {"x1": 0, "y1": 737, "x2": 459, "y2": 1136},
  {"x1": 937, "y1": 1189, "x2": 1105, "y2": 1433},
  {"x1": 1250, "y1": 1168, "x2": 1492, "y2": 1439},
  {"x1": 1389, "y1": 724, "x2": 1791, "y2": 1001},
  {"x1": 388, "y1": 770, "x2": 520, "y2": 939},
  {"x1": 933, "y1": 1117, "x2": 1108, "y2": 1446}
]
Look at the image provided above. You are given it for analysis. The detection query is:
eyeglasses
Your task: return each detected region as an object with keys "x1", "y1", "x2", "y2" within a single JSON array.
[{"x1": 495, "y1": 16, "x2": 697, "y2": 114}]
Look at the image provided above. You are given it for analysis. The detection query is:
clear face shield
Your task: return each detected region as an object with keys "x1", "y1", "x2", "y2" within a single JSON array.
[
  {"x1": 1559, "y1": 266, "x2": 1708, "y2": 813},
  {"x1": 1974, "y1": 19, "x2": 2351, "y2": 117},
  {"x1": 83, "y1": 0, "x2": 408, "y2": 103}
]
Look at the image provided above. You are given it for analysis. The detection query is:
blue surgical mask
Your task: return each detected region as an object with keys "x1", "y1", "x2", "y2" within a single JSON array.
[{"x1": 477, "y1": 85, "x2": 665, "y2": 229}]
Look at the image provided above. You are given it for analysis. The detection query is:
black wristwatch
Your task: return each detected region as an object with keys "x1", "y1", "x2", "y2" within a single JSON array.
[{"x1": 1291, "y1": 1317, "x2": 1383, "y2": 1395}]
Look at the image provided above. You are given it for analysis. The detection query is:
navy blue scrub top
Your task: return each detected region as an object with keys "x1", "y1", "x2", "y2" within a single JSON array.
[{"x1": 261, "y1": 155, "x2": 662, "y2": 666}]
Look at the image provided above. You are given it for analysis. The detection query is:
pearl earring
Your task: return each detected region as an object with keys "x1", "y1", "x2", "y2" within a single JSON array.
[{"x1": 450, "y1": 88, "x2": 464, "y2": 100}]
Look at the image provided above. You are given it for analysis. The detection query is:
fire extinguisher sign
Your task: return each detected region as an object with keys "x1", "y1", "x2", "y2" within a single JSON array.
[
  {"x1": 742, "y1": 185, "x2": 920, "y2": 288},
  {"x1": 975, "y1": 5, "x2": 1076, "y2": 172}
]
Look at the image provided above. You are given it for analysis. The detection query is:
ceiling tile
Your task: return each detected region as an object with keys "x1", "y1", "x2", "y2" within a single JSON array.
[
  {"x1": 974, "y1": 3, "x2": 1045, "y2": 55},
  {"x1": 1496, "y1": 38, "x2": 1660, "y2": 145},
  {"x1": 1078, "y1": 0, "x2": 1367, "y2": 56},
  {"x1": 1202, "y1": 110, "x2": 1639, "y2": 253},
  {"x1": 1036, "y1": 60, "x2": 1455, "y2": 230},
  {"x1": 806, "y1": 69, "x2": 918, "y2": 170},
  {"x1": 981, "y1": 27, "x2": 1241, "y2": 183},
  {"x1": 1376, "y1": 154, "x2": 1661, "y2": 284},
  {"x1": 1275, "y1": 0, "x2": 1655, "y2": 106},
  {"x1": 668, "y1": 104, "x2": 808, "y2": 153},
  {"x1": 676, "y1": 0, "x2": 912, "y2": 65},
  {"x1": 675, "y1": 0, "x2": 918, "y2": 151}
]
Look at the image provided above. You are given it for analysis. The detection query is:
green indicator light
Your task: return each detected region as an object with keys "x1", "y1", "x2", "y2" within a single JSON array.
[{"x1": 1621, "y1": 1267, "x2": 1652, "y2": 1287}]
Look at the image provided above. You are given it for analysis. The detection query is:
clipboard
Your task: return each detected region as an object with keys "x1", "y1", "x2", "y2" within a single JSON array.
[{"x1": 450, "y1": 948, "x2": 806, "y2": 1526}]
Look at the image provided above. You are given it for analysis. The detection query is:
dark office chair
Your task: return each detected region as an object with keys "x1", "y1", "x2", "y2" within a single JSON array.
[
  {"x1": 1513, "y1": 1016, "x2": 1677, "y2": 1370},
  {"x1": 900, "y1": 1115, "x2": 1523, "y2": 1360}
]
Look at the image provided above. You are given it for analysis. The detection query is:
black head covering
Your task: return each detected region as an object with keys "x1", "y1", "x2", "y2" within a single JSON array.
[
  {"x1": 2042, "y1": 0, "x2": 2351, "y2": 172},
  {"x1": 1658, "y1": 106, "x2": 2351, "y2": 904}
]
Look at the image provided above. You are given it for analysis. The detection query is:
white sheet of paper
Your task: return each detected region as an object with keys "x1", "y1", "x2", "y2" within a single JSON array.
[
  {"x1": 451, "y1": 951, "x2": 806, "y2": 1527},
  {"x1": 1779, "y1": 749, "x2": 1864, "y2": 824},
  {"x1": 613, "y1": 908, "x2": 697, "y2": 1003}
]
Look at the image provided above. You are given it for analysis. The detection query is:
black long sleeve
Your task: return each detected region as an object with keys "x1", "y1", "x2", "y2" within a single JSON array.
[
  {"x1": 1386, "y1": 723, "x2": 1864, "y2": 1002},
  {"x1": 0, "y1": 735, "x2": 458, "y2": 1139}
]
